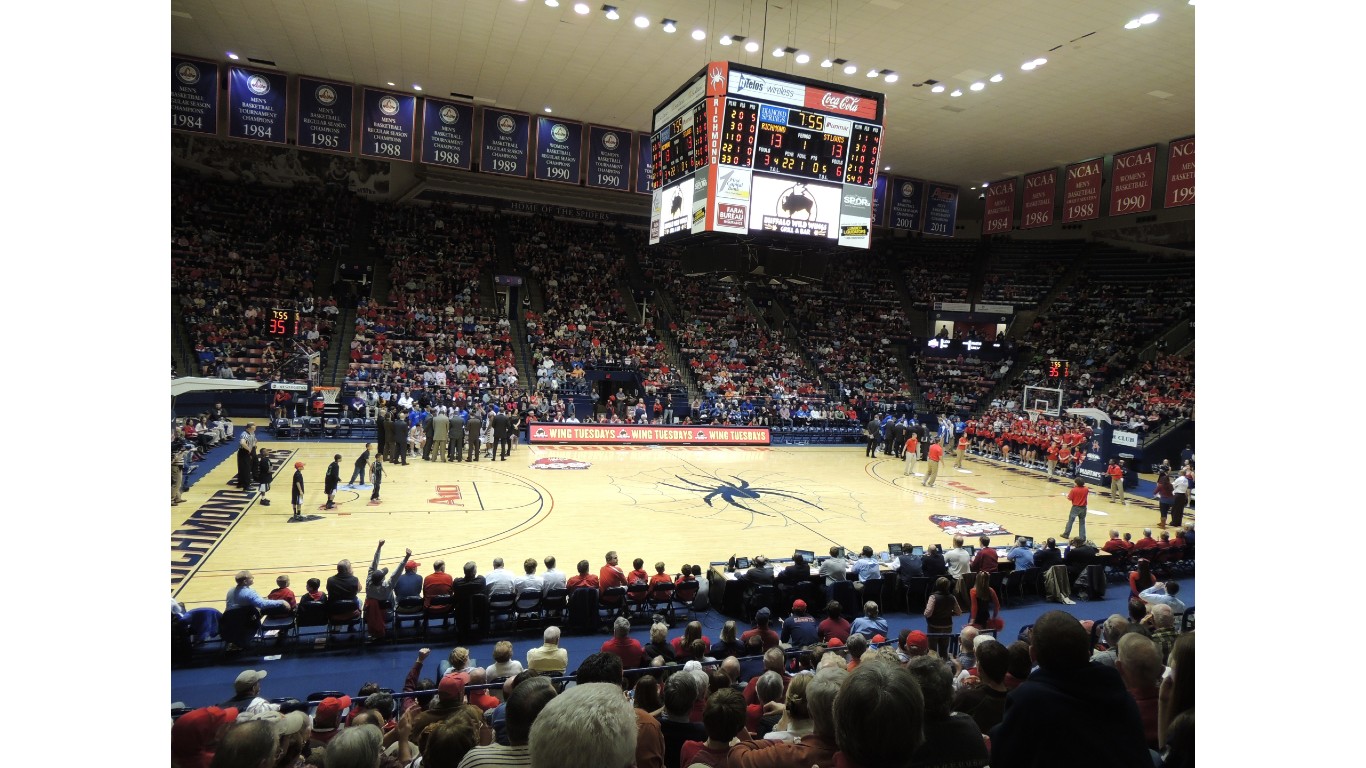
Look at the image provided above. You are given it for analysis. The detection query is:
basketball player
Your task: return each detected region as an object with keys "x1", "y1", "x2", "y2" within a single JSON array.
[
  {"x1": 291, "y1": 461, "x2": 305, "y2": 520},
  {"x1": 254, "y1": 446, "x2": 273, "y2": 506},
  {"x1": 370, "y1": 454, "x2": 384, "y2": 503},
  {"x1": 323, "y1": 454, "x2": 341, "y2": 510}
]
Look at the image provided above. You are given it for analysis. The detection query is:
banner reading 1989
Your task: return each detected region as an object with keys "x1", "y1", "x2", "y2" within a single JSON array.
[
  {"x1": 360, "y1": 89, "x2": 416, "y2": 162},
  {"x1": 171, "y1": 56, "x2": 218, "y2": 135},
  {"x1": 480, "y1": 109, "x2": 531, "y2": 177},
  {"x1": 922, "y1": 182, "x2": 959, "y2": 237},
  {"x1": 534, "y1": 117, "x2": 583, "y2": 184},
  {"x1": 635, "y1": 132, "x2": 653, "y2": 194},
  {"x1": 420, "y1": 98, "x2": 474, "y2": 170},
  {"x1": 888, "y1": 177, "x2": 925, "y2": 232},
  {"x1": 296, "y1": 77, "x2": 354, "y2": 154},
  {"x1": 586, "y1": 126, "x2": 631, "y2": 191},
  {"x1": 227, "y1": 67, "x2": 288, "y2": 144}
]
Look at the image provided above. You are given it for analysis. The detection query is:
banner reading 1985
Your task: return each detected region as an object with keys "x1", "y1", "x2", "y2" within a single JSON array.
[
  {"x1": 635, "y1": 132, "x2": 653, "y2": 194},
  {"x1": 1062, "y1": 158, "x2": 1103, "y2": 223},
  {"x1": 296, "y1": 77, "x2": 354, "y2": 154},
  {"x1": 1108, "y1": 145, "x2": 1157, "y2": 217},
  {"x1": 360, "y1": 89, "x2": 416, "y2": 162},
  {"x1": 227, "y1": 66, "x2": 288, "y2": 144},
  {"x1": 171, "y1": 56, "x2": 219, "y2": 135},
  {"x1": 534, "y1": 117, "x2": 583, "y2": 184},
  {"x1": 922, "y1": 182, "x2": 959, "y2": 237},
  {"x1": 981, "y1": 178, "x2": 1016, "y2": 235},
  {"x1": 586, "y1": 126, "x2": 631, "y2": 191},
  {"x1": 1164, "y1": 136, "x2": 1195, "y2": 208},
  {"x1": 420, "y1": 98, "x2": 474, "y2": 170},
  {"x1": 480, "y1": 109, "x2": 531, "y2": 177},
  {"x1": 1020, "y1": 169, "x2": 1057, "y2": 229},
  {"x1": 888, "y1": 177, "x2": 925, "y2": 232}
]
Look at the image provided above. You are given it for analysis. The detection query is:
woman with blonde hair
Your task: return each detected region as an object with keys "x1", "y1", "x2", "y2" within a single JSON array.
[
  {"x1": 485, "y1": 640, "x2": 523, "y2": 680},
  {"x1": 761, "y1": 673, "x2": 814, "y2": 743}
]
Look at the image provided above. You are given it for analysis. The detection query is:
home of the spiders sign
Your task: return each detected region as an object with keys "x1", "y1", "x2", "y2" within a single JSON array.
[{"x1": 528, "y1": 423, "x2": 771, "y2": 446}]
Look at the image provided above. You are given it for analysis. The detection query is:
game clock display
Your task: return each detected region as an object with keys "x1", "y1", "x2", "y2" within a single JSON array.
[{"x1": 267, "y1": 308, "x2": 300, "y2": 337}]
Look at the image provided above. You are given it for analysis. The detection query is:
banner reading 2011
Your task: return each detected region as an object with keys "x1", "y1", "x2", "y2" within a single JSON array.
[
  {"x1": 534, "y1": 117, "x2": 583, "y2": 184},
  {"x1": 1108, "y1": 145, "x2": 1157, "y2": 217},
  {"x1": 296, "y1": 77, "x2": 354, "y2": 154},
  {"x1": 922, "y1": 182, "x2": 959, "y2": 237},
  {"x1": 360, "y1": 89, "x2": 416, "y2": 162},
  {"x1": 171, "y1": 56, "x2": 218, "y2": 135},
  {"x1": 227, "y1": 66, "x2": 287, "y2": 144},
  {"x1": 480, "y1": 109, "x2": 531, "y2": 177}
]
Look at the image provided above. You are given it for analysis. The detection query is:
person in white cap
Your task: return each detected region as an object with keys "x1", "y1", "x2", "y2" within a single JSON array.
[{"x1": 219, "y1": 669, "x2": 276, "y2": 712}]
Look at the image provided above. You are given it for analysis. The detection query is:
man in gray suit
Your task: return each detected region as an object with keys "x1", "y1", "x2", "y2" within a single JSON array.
[
  {"x1": 432, "y1": 408, "x2": 450, "y2": 462},
  {"x1": 465, "y1": 409, "x2": 483, "y2": 462}
]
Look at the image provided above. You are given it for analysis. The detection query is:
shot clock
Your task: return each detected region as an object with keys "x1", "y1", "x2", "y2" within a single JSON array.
[{"x1": 267, "y1": 308, "x2": 300, "y2": 338}]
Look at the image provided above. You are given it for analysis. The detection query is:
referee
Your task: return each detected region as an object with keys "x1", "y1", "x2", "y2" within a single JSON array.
[{"x1": 235, "y1": 423, "x2": 257, "y2": 489}]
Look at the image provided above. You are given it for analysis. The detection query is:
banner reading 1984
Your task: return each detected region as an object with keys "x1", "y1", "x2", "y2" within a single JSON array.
[
  {"x1": 586, "y1": 126, "x2": 631, "y2": 191},
  {"x1": 1020, "y1": 169, "x2": 1057, "y2": 229},
  {"x1": 635, "y1": 132, "x2": 653, "y2": 194},
  {"x1": 360, "y1": 89, "x2": 416, "y2": 162},
  {"x1": 227, "y1": 66, "x2": 287, "y2": 144},
  {"x1": 981, "y1": 178, "x2": 1016, "y2": 235},
  {"x1": 296, "y1": 77, "x2": 354, "y2": 154},
  {"x1": 171, "y1": 56, "x2": 218, "y2": 135},
  {"x1": 922, "y1": 182, "x2": 959, "y2": 237},
  {"x1": 1164, "y1": 136, "x2": 1195, "y2": 208},
  {"x1": 480, "y1": 109, "x2": 531, "y2": 177},
  {"x1": 420, "y1": 98, "x2": 474, "y2": 170},
  {"x1": 1062, "y1": 158, "x2": 1103, "y2": 223},
  {"x1": 1108, "y1": 145, "x2": 1157, "y2": 217},
  {"x1": 534, "y1": 117, "x2": 583, "y2": 184},
  {"x1": 887, "y1": 177, "x2": 925, "y2": 232}
]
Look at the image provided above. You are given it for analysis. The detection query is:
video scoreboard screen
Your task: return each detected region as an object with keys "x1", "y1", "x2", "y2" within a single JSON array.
[{"x1": 649, "y1": 62, "x2": 885, "y2": 250}]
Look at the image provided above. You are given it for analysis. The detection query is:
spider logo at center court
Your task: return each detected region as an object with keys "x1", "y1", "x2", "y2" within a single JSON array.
[{"x1": 659, "y1": 474, "x2": 819, "y2": 515}]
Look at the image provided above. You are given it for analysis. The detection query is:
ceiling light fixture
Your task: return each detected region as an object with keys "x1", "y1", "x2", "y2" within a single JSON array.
[
  {"x1": 544, "y1": 107, "x2": 553, "y2": 113},
  {"x1": 866, "y1": 68, "x2": 879, "y2": 78},
  {"x1": 745, "y1": 40, "x2": 760, "y2": 52},
  {"x1": 692, "y1": 29, "x2": 706, "y2": 40},
  {"x1": 950, "y1": 89, "x2": 962, "y2": 97},
  {"x1": 795, "y1": 52, "x2": 810, "y2": 64},
  {"x1": 387, "y1": 81, "x2": 396, "y2": 86},
  {"x1": 1021, "y1": 61, "x2": 1036, "y2": 71},
  {"x1": 1125, "y1": 19, "x2": 1141, "y2": 29},
  {"x1": 884, "y1": 72, "x2": 898, "y2": 83},
  {"x1": 970, "y1": 81, "x2": 985, "y2": 91},
  {"x1": 720, "y1": 35, "x2": 733, "y2": 45},
  {"x1": 989, "y1": 73, "x2": 1003, "y2": 83},
  {"x1": 772, "y1": 47, "x2": 786, "y2": 57},
  {"x1": 1033, "y1": 57, "x2": 1047, "y2": 66},
  {"x1": 883, "y1": 166, "x2": 891, "y2": 171},
  {"x1": 820, "y1": 58, "x2": 833, "y2": 68},
  {"x1": 634, "y1": 15, "x2": 649, "y2": 28},
  {"x1": 226, "y1": 52, "x2": 239, "y2": 60},
  {"x1": 844, "y1": 63, "x2": 858, "y2": 74},
  {"x1": 602, "y1": 4, "x2": 619, "y2": 20},
  {"x1": 573, "y1": 2, "x2": 589, "y2": 13},
  {"x1": 931, "y1": 84, "x2": 945, "y2": 93},
  {"x1": 662, "y1": 19, "x2": 677, "y2": 33},
  {"x1": 413, "y1": 84, "x2": 423, "y2": 91},
  {"x1": 1140, "y1": 12, "x2": 1159, "y2": 24},
  {"x1": 544, "y1": 0, "x2": 559, "y2": 7}
]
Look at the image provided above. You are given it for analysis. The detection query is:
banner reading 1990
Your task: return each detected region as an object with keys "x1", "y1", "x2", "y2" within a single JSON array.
[
  {"x1": 420, "y1": 98, "x2": 474, "y2": 170},
  {"x1": 586, "y1": 126, "x2": 631, "y2": 191},
  {"x1": 227, "y1": 66, "x2": 288, "y2": 144},
  {"x1": 635, "y1": 132, "x2": 653, "y2": 194},
  {"x1": 1108, "y1": 145, "x2": 1157, "y2": 217},
  {"x1": 1164, "y1": 136, "x2": 1195, "y2": 208},
  {"x1": 534, "y1": 117, "x2": 583, "y2": 184},
  {"x1": 296, "y1": 77, "x2": 354, "y2": 154},
  {"x1": 360, "y1": 89, "x2": 416, "y2": 162},
  {"x1": 1020, "y1": 169, "x2": 1057, "y2": 229},
  {"x1": 887, "y1": 177, "x2": 925, "y2": 232},
  {"x1": 922, "y1": 182, "x2": 959, "y2": 237},
  {"x1": 171, "y1": 56, "x2": 218, "y2": 135},
  {"x1": 480, "y1": 109, "x2": 531, "y2": 177},
  {"x1": 981, "y1": 178, "x2": 1016, "y2": 235}
]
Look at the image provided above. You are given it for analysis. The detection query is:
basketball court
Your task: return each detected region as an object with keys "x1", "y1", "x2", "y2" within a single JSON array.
[{"x1": 170, "y1": 437, "x2": 1181, "y2": 610}]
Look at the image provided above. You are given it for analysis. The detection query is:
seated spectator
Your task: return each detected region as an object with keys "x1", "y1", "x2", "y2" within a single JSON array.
[
  {"x1": 741, "y1": 608, "x2": 781, "y2": 651},
  {"x1": 969, "y1": 536, "x2": 999, "y2": 573},
  {"x1": 670, "y1": 621, "x2": 711, "y2": 658},
  {"x1": 171, "y1": 705, "x2": 239, "y2": 768},
  {"x1": 1117, "y1": 633, "x2": 1163, "y2": 750},
  {"x1": 1102, "y1": 529, "x2": 1132, "y2": 556},
  {"x1": 566, "y1": 559, "x2": 600, "y2": 590},
  {"x1": 527, "y1": 625, "x2": 569, "y2": 674},
  {"x1": 709, "y1": 620, "x2": 745, "y2": 659},
  {"x1": 423, "y1": 560, "x2": 455, "y2": 607},
  {"x1": 528, "y1": 682, "x2": 638, "y2": 768},
  {"x1": 832, "y1": 661, "x2": 925, "y2": 767},
  {"x1": 463, "y1": 676, "x2": 557, "y2": 765},
  {"x1": 747, "y1": 671, "x2": 786, "y2": 737},
  {"x1": 600, "y1": 616, "x2": 645, "y2": 670},
  {"x1": 758, "y1": 673, "x2": 813, "y2": 744},
  {"x1": 817, "y1": 601, "x2": 852, "y2": 644},
  {"x1": 1005, "y1": 537, "x2": 1034, "y2": 571},
  {"x1": 844, "y1": 634, "x2": 870, "y2": 671},
  {"x1": 952, "y1": 635, "x2": 1009, "y2": 734},
  {"x1": 1139, "y1": 580, "x2": 1187, "y2": 615},
  {"x1": 514, "y1": 557, "x2": 545, "y2": 595},
  {"x1": 485, "y1": 557, "x2": 515, "y2": 597},
  {"x1": 1003, "y1": 641, "x2": 1033, "y2": 691},
  {"x1": 742, "y1": 648, "x2": 791, "y2": 706},
  {"x1": 906, "y1": 657, "x2": 990, "y2": 768},
  {"x1": 264, "y1": 575, "x2": 296, "y2": 619},
  {"x1": 781, "y1": 599, "x2": 819, "y2": 647},
  {"x1": 679, "y1": 688, "x2": 747, "y2": 767},
  {"x1": 438, "y1": 646, "x2": 473, "y2": 680},
  {"x1": 225, "y1": 571, "x2": 290, "y2": 614},
  {"x1": 308, "y1": 694, "x2": 350, "y2": 749},
  {"x1": 218, "y1": 669, "x2": 276, "y2": 713},
  {"x1": 728, "y1": 667, "x2": 844, "y2": 768},
  {"x1": 849, "y1": 601, "x2": 889, "y2": 639},
  {"x1": 300, "y1": 578, "x2": 326, "y2": 604},
  {"x1": 642, "y1": 622, "x2": 676, "y2": 666},
  {"x1": 211, "y1": 719, "x2": 278, "y2": 768},
  {"x1": 1158, "y1": 632, "x2": 1195, "y2": 757},
  {"x1": 487, "y1": 640, "x2": 525, "y2": 681},
  {"x1": 1146, "y1": 603, "x2": 1180, "y2": 663},
  {"x1": 657, "y1": 672, "x2": 706, "y2": 768}
]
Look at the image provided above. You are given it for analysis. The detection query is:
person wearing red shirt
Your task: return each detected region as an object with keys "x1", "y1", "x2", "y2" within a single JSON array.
[
  {"x1": 600, "y1": 616, "x2": 645, "y2": 669},
  {"x1": 566, "y1": 559, "x2": 600, "y2": 591},
  {"x1": 955, "y1": 434, "x2": 970, "y2": 468},
  {"x1": 1133, "y1": 529, "x2": 1160, "y2": 551},
  {"x1": 422, "y1": 560, "x2": 454, "y2": 608},
  {"x1": 1102, "y1": 530, "x2": 1131, "y2": 556},
  {"x1": 740, "y1": 608, "x2": 782, "y2": 651},
  {"x1": 1106, "y1": 459, "x2": 1127, "y2": 505},
  {"x1": 599, "y1": 551, "x2": 628, "y2": 605},
  {"x1": 1062, "y1": 478, "x2": 1090, "y2": 541},
  {"x1": 923, "y1": 439, "x2": 944, "y2": 487},
  {"x1": 817, "y1": 601, "x2": 852, "y2": 644},
  {"x1": 969, "y1": 536, "x2": 999, "y2": 573},
  {"x1": 1058, "y1": 446, "x2": 1074, "y2": 477},
  {"x1": 1046, "y1": 441, "x2": 1060, "y2": 476}
]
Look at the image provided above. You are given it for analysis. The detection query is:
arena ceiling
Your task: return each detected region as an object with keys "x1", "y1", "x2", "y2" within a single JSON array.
[{"x1": 170, "y1": 0, "x2": 1195, "y2": 201}]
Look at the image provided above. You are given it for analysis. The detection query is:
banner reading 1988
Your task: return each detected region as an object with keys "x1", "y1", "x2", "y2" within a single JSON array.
[
  {"x1": 360, "y1": 89, "x2": 416, "y2": 162},
  {"x1": 171, "y1": 56, "x2": 218, "y2": 135},
  {"x1": 296, "y1": 77, "x2": 354, "y2": 154},
  {"x1": 888, "y1": 177, "x2": 925, "y2": 232},
  {"x1": 420, "y1": 98, "x2": 474, "y2": 170},
  {"x1": 1020, "y1": 169, "x2": 1057, "y2": 229},
  {"x1": 635, "y1": 132, "x2": 653, "y2": 194},
  {"x1": 586, "y1": 126, "x2": 631, "y2": 191},
  {"x1": 922, "y1": 182, "x2": 959, "y2": 237},
  {"x1": 1108, "y1": 145, "x2": 1157, "y2": 217},
  {"x1": 1164, "y1": 136, "x2": 1195, "y2": 208},
  {"x1": 227, "y1": 67, "x2": 288, "y2": 144},
  {"x1": 480, "y1": 109, "x2": 531, "y2": 177},
  {"x1": 981, "y1": 178, "x2": 1016, "y2": 235},
  {"x1": 1062, "y1": 158, "x2": 1103, "y2": 223},
  {"x1": 534, "y1": 117, "x2": 583, "y2": 184}
]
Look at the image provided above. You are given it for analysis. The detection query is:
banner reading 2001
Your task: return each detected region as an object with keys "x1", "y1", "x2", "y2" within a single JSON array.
[{"x1": 887, "y1": 177, "x2": 925, "y2": 232}]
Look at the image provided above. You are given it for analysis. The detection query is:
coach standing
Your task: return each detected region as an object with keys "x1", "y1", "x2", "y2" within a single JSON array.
[
  {"x1": 432, "y1": 408, "x2": 450, "y2": 462},
  {"x1": 235, "y1": 423, "x2": 258, "y2": 489},
  {"x1": 1062, "y1": 477, "x2": 1089, "y2": 542}
]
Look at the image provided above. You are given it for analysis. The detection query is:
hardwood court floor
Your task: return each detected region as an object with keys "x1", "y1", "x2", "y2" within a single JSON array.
[{"x1": 170, "y1": 442, "x2": 1180, "y2": 610}]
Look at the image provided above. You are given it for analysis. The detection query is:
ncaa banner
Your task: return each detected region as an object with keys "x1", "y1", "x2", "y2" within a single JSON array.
[
  {"x1": 586, "y1": 126, "x2": 632, "y2": 191},
  {"x1": 360, "y1": 89, "x2": 416, "y2": 162},
  {"x1": 1020, "y1": 169, "x2": 1057, "y2": 229},
  {"x1": 887, "y1": 177, "x2": 925, "y2": 232},
  {"x1": 529, "y1": 423, "x2": 770, "y2": 446},
  {"x1": 635, "y1": 132, "x2": 653, "y2": 194},
  {"x1": 171, "y1": 56, "x2": 219, "y2": 135},
  {"x1": 420, "y1": 98, "x2": 474, "y2": 170},
  {"x1": 534, "y1": 116, "x2": 584, "y2": 184},
  {"x1": 480, "y1": 109, "x2": 531, "y2": 177},
  {"x1": 227, "y1": 66, "x2": 288, "y2": 144},
  {"x1": 981, "y1": 178, "x2": 1016, "y2": 235},
  {"x1": 872, "y1": 174, "x2": 888, "y2": 228},
  {"x1": 1164, "y1": 136, "x2": 1195, "y2": 208},
  {"x1": 1108, "y1": 145, "x2": 1158, "y2": 217},
  {"x1": 922, "y1": 182, "x2": 959, "y2": 237},
  {"x1": 296, "y1": 77, "x2": 354, "y2": 155},
  {"x1": 1061, "y1": 158, "x2": 1103, "y2": 223}
]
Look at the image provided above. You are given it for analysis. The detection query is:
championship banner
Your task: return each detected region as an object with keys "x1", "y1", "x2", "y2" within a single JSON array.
[
  {"x1": 872, "y1": 175, "x2": 888, "y2": 228},
  {"x1": 528, "y1": 423, "x2": 771, "y2": 446},
  {"x1": 887, "y1": 177, "x2": 925, "y2": 231},
  {"x1": 360, "y1": 89, "x2": 416, "y2": 162},
  {"x1": 1062, "y1": 158, "x2": 1103, "y2": 223},
  {"x1": 1164, "y1": 136, "x2": 1195, "y2": 208},
  {"x1": 1108, "y1": 145, "x2": 1158, "y2": 217},
  {"x1": 296, "y1": 77, "x2": 354, "y2": 154},
  {"x1": 227, "y1": 66, "x2": 288, "y2": 144},
  {"x1": 586, "y1": 126, "x2": 632, "y2": 191},
  {"x1": 534, "y1": 116, "x2": 584, "y2": 184},
  {"x1": 420, "y1": 98, "x2": 474, "y2": 170},
  {"x1": 635, "y1": 132, "x2": 653, "y2": 194},
  {"x1": 1020, "y1": 169, "x2": 1057, "y2": 229},
  {"x1": 171, "y1": 56, "x2": 219, "y2": 135},
  {"x1": 981, "y1": 178, "x2": 1016, "y2": 235},
  {"x1": 922, "y1": 182, "x2": 959, "y2": 237},
  {"x1": 479, "y1": 109, "x2": 531, "y2": 177}
]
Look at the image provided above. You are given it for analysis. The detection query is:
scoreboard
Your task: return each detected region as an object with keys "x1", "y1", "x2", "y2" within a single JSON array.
[{"x1": 649, "y1": 62, "x2": 885, "y2": 250}]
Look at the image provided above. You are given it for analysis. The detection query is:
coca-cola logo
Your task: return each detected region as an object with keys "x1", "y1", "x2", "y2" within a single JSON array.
[{"x1": 820, "y1": 92, "x2": 862, "y2": 113}]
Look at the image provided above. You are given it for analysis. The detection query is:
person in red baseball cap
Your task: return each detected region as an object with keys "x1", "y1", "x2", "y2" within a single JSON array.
[
  {"x1": 782, "y1": 598, "x2": 819, "y2": 647},
  {"x1": 290, "y1": 462, "x2": 305, "y2": 520},
  {"x1": 308, "y1": 695, "x2": 351, "y2": 748},
  {"x1": 171, "y1": 705, "x2": 238, "y2": 768}
]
